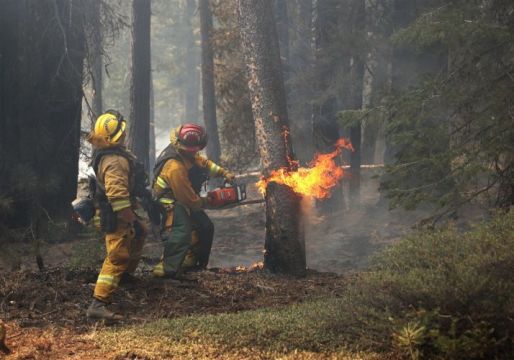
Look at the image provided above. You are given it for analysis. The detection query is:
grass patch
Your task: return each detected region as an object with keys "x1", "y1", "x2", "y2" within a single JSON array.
[
  {"x1": 93, "y1": 299, "x2": 383, "y2": 359},
  {"x1": 68, "y1": 228, "x2": 104, "y2": 269}
]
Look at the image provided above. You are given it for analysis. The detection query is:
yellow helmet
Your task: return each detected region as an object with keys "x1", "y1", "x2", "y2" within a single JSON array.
[{"x1": 93, "y1": 110, "x2": 127, "y2": 145}]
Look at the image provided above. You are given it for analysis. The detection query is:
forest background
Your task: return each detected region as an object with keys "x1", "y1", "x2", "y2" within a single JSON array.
[{"x1": 0, "y1": 0, "x2": 512, "y2": 359}]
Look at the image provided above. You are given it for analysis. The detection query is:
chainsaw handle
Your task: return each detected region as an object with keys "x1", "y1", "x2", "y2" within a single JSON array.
[{"x1": 223, "y1": 178, "x2": 235, "y2": 186}]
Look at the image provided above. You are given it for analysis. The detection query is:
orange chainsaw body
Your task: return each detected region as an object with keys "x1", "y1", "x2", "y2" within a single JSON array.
[{"x1": 207, "y1": 183, "x2": 246, "y2": 208}]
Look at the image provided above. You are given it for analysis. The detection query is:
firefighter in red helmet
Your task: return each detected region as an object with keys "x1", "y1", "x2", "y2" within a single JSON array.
[{"x1": 152, "y1": 123, "x2": 235, "y2": 278}]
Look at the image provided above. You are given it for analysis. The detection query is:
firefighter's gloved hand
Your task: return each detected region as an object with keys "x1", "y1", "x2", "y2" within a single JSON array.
[
  {"x1": 224, "y1": 171, "x2": 236, "y2": 184},
  {"x1": 117, "y1": 207, "x2": 136, "y2": 223}
]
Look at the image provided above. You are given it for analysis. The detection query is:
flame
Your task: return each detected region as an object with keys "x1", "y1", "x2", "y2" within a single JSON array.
[
  {"x1": 219, "y1": 261, "x2": 265, "y2": 274},
  {"x1": 257, "y1": 138, "x2": 353, "y2": 199}
]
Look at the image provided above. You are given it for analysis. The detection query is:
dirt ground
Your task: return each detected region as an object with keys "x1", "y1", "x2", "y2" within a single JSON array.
[{"x1": 0, "y1": 170, "x2": 422, "y2": 359}]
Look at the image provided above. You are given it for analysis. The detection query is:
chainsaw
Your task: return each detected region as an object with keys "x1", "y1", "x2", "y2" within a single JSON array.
[{"x1": 206, "y1": 182, "x2": 264, "y2": 209}]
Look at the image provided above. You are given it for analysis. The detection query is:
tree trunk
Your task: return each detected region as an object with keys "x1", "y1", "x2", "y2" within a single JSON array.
[
  {"x1": 370, "y1": 0, "x2": 394, "y2": 164},
  {"x1": 149, "y1": 72, "x2": 156, "y2": 174},
  {"x1": 288, "y1": 0, "x2": 315, "y2": 164},
  {"x1": 0, "y1": 0, "x2": 86, "y2": 227},
  {"x1": 90, "y1": 0, "x2": 103, "y2": 119},
  {"x1": 312, "y1": 0, "x2": 344, "y2": 211},
  {"x1": 199, "y1": 0, "x2": 221, "y2": 162},
  {"x1": 128, "y1": 0, "x2": 152, "y2": 174},
  {"x1": 361, "y1": 0, "x2": 379, "y2": 164},
  {"x1": 237, "y1": 0, "x2": 306, "y2": 276},
  {"x1": 348, "y1": 56, "x2": 365, "y2": 198},
  {"x1": 185, "y1": 0, "x2": 200, "y2": 123},
  {"x1": 337, "y1": 0, "x2": 365, "y2": 199},
  {"x1": 274, "y1": 0, "x2": 289, "y2": 83}
]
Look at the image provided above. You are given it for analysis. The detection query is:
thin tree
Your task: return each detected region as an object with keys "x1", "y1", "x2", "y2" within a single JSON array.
[
  {"x1": 273, "y1": 0, "x2": 289, "y2": 84},
  {"x1": 237, "y1": 0, "x2": 306, "y2": 276},
  {"x1": 288, "y1": 0, "x2": 315, "y2": 164},
  {"x1": 361, "y1": 0, "x2": 393, "y2": 165},
  {"x1": 199, "y1": 0, "x2": 221, "y2": 162},
  {"x1": 185, "y1": 0, "x2": 200, "y2": 123},
  {"x1": 341, "y1": 0, "x2": 365, "y2": 198},
  {"x1": 312, "y1": 0, "x2": 344, "y2": 210},
  {"x1": 128, "y1": 0, "x2": 152, "y2": 173},
  {"x1": 149, "y1": 72, "x2": 155, "y2": 173},
  {"x1": 90, "y1": 0, "x2": 103, "y2": 118}
]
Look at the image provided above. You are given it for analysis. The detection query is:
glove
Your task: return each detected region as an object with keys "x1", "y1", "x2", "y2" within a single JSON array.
[
  {"x1": 117, "y1": 207, "x2": 136, "y2": 223},
  {"x1": 224, "y1": 171, "x2": 236, "y2": 184}
]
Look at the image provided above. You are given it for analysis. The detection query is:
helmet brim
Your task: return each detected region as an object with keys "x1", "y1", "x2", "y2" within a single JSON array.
[{"x1": 180, "y1": 144, "x2": 205, "y2": 153}]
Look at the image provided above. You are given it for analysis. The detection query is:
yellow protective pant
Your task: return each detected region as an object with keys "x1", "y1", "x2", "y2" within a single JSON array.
[{"x1": 94, "y1": 219, "x2": 146, "y2": 302}]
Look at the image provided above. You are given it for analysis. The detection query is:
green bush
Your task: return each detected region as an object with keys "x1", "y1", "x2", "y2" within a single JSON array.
[{"x1": 348, "y1": 211, "x2": 514, "y2": 359}]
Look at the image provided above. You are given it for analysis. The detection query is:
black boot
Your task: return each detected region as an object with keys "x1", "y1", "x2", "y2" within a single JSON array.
[
  {"x1": 119, "y1": 272, "x2": 141, "y2": 287},
  {"x1": 86, "y1": 299, "x2": 123, "y2": 322}
]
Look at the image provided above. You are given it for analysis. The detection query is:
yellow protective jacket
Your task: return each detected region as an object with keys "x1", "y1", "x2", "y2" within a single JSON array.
[
  {"x1": 88, "y1": 134, "x2": 134, "y2": 212},
  {"x1": 153, "y1": 149, "x2": 230, "y2": 211},
  {"x1": 97, "y1": 154, "x2": 132, "y2": 212}
]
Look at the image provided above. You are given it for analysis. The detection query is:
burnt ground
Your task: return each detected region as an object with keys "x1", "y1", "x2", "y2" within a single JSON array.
[{"x1": 0, "y1": 170, "x2": 424, "y2": 359}]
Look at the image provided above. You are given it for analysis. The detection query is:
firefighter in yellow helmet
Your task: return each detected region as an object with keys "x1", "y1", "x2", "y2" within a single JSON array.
[
  {"x1": 152, "y1": 123, "x2": 235, "y2": 278},
  {"x1": 86, "y1": 110, "x2": 148, "y2": 322}
]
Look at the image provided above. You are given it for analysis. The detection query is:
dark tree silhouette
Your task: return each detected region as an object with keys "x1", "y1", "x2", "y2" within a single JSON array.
[
  {"x1": 0, "y1": 0, "x2": 87, "y2": 227},
  {"x1": 128, "y1": 0, "x2": 152, "y2": 173}
]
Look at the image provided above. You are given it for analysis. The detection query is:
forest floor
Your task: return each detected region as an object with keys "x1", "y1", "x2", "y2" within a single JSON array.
[
  {"x1": 0, "y1": 171, "x2": 425, "y2": 359},
  {"x1": 1, "y1": 268, "x2": 357, "y2": 359}
]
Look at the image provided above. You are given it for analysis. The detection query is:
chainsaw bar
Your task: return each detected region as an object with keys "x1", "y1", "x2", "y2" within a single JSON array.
[{"x1": 212, "y1": 198, "x2": 265, "y2": 210}]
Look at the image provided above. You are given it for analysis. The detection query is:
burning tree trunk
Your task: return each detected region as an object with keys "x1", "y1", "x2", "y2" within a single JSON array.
[
  {"x1": 237, "y1": 0, "x2": 306, "y2": 276},
  {"x1": 200, "y1": 0, "x2": 221, "y2": 163},
  {"x1": 128, "y1": 0, "x2": 152, "y2": 174}
]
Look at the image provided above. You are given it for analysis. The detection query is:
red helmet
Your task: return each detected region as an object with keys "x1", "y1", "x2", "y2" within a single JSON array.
[{"x1": 174, "y1": 123, "x2": 208, "y2": 153}]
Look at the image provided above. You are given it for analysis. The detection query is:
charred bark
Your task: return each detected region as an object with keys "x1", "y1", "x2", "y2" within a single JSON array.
[
  {"x1": 200, "y1": 0, "x2": 221, "y2": 162},
  {"x1": 237, "y1": 0, "x2": 306, "y2": 276},
  {"x1": 128, "y1": 0, "x2": 152, "y2": 174}
]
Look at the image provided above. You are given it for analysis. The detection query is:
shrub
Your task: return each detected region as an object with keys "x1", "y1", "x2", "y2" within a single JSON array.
[{"x1": 346, "y1": 211, "x2": 514, "y2": 359}]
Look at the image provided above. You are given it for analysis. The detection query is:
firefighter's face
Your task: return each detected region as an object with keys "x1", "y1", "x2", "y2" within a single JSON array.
[
  {"x1": 179, "y1": 149, "x2": 196, "y2": 160},
  {"x1": 118, "y1": 132, "x2": 127, "y2": 146}
]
